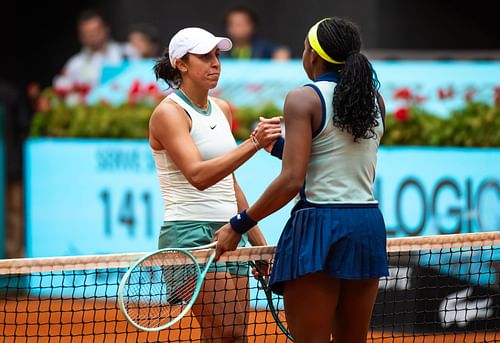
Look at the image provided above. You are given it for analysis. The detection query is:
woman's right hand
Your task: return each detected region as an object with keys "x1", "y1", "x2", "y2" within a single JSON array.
[
  {"x1": 252, "y1": 116, "x2": 282, "y2": 151},
  {"x1": 252, "y1": 260, "x2": 271, "y2": 283}
]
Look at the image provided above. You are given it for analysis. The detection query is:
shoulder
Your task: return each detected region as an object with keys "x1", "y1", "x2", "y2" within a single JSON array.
[
  {"x1": 152, "y1": 97, "x2": 184, "y2": 117},
  {"x1": 104, "y1": 41, "x2": 131, "y2": 60},
  {"x1": 64, "y1": 51, "x2": 85, "y2": 68},
  {"x1": 150, "y1": 97, "x2": 188, "y2": 128},
  {"x1": 121, "y1": 42, "x2": 139, "y2": 59},
  {"x1": 284, "y1": 86, "x2": 321, "y2": 114},
  {"x1": 211, "y1": 97, "x2": 232, "y2": 121}
]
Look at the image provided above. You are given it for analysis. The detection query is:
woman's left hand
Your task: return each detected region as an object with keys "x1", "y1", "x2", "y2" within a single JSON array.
[{"x1": 213, "y1": 224, "x2": 242, "y2": 261}]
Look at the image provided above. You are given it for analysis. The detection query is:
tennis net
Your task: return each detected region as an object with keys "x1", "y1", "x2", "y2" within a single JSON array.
[{"x1": 0, "y1": 232, "x2": 499, "y2": 342}]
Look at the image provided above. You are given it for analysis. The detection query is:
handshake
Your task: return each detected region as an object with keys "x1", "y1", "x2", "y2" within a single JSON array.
[{"x1": 250, "y1": 116, "x2": 284, "y2": 153}]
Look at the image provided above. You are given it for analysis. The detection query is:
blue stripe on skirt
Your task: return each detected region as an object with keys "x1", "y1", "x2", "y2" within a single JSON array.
[{"x1": 269, "y1": 201, "x2": 389, "y2": 295}]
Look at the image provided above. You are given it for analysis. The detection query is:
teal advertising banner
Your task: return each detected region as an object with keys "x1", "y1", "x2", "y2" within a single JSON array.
[
  {"x1": 25, "y1": 139, "x2": 499, "y2": 258},
  {"x1": 376, "y1": 147, "x2": 499, "y2": 237}
]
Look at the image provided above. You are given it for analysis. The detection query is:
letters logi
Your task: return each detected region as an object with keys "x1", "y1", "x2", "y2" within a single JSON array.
[{"x1": 375, "y1": 177, "x2": 500, "y2": 237}]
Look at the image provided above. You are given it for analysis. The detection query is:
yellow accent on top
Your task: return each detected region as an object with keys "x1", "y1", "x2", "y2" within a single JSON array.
[{"x1": 307, "y1": 19, "x2": 345, "y2": 65}]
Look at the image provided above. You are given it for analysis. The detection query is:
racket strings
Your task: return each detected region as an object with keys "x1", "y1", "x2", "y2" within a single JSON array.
[{"x1": 122, "y1": 251, "x2": 200, "y2": 328}]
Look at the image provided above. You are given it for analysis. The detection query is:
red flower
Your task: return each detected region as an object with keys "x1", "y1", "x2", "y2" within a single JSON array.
[
  {"x1": 438, "y1": 87, "x2": 454, "y2": 100},
  {"x1": 146, "y1": 82, "x2": 160, "y2": 94},
  {"x1": 228, "y1": 102, "x2": 237, "y2": 116},
  {"x1": 129, "y1": 80, "x2": 142, "y2": 96},
  {"x1": 36, "y1": 97, "x2": 50, "y2": 112},
  {"x1": 228, "y1": 102, "x2": 239, "y2": 132},
  {"x1": 393, "y1": 88, "x2": 412, "y2": 101},
  {"x1": 54, "y1": 86, "x2": 70, "y2": 99},
  {"x1": 231, "y1": 116, "x2": 240, "y2": 132},
  {"x1": 128, "y1": 80, "x2": 143, "y2": 104},
  {"x1": 394, "y1": 107, "x2": 410, "y2": 122},
  {"x1": 74, "y1": 82, "x2": 91, "y2": 97},
  {"x1": 438, "y1": 89, "x2": 446, "y2": 100}
]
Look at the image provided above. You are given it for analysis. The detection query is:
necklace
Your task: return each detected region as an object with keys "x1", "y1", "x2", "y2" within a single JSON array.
[{"x1": 176, "y1": 89, "x2": 212, "y2": 116}]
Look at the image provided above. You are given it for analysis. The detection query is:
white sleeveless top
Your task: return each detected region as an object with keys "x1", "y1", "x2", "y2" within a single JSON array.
[
  {"x1": 302, "y1": 74, "x2": 384, "y2": 204},
  {"x1": 152, "y1": 92, "x2": 238, "y2": 221}
]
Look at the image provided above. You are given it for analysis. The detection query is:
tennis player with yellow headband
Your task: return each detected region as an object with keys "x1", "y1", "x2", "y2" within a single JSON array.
[{"x1": 215, "y1": 17, "x2": 388, "y2": 342}]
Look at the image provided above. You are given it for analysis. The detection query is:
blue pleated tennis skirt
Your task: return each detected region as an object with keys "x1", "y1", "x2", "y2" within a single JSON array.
[{"x1": 269, "y1": 201, "x2": 389, "y2": 295}]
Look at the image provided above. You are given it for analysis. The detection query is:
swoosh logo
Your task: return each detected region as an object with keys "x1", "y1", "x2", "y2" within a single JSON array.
[
  {"x1": 210, "y1": 125, "x2": 217, "y2": 130},
  {"x1": 438, "y1": 287, "x2": 494, "y2": 328}
]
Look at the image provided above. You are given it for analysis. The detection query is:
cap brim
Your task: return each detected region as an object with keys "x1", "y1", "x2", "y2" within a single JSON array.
[{"x1": 189, "y1": 37, "x2": 232, "y2": 54}]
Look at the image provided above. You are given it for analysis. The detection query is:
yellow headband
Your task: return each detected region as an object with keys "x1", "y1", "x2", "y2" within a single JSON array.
[{"x1": 307, "y1": 19, "x2": 345, "y2": 65}]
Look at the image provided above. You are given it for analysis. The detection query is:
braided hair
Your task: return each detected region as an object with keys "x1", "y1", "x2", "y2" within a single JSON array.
[{"x1": 316, "y1": 18, "x2": 380, "y2": 141}]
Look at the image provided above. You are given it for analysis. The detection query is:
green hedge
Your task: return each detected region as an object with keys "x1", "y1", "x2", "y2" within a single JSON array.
[
  {"x1": 30, "y1": 103, "x2": 151, "y2": 139},
  {"x1": 382, "y1": 103, "x2": 500, "y2": 147},
  {"x1": 30, "y1": 95, "x2": 500, "y2": 146}
]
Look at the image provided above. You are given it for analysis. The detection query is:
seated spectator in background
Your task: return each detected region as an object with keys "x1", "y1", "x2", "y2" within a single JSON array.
[
  {"x1": 223, "y1": 6, "x2": 290, "y2": 60},
  {"x1": 54, "y1": 9, "x2": 137, "y2": 90},
  {"x1": 127, "y1": 23, "x2": 161, "y2": 59},
  {"x1": 0, "y1": 80, "x2": 32, "y2": 258}
]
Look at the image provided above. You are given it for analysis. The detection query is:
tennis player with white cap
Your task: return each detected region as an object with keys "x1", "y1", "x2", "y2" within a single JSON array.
[
  {"x1": 149, "y1": 27, "x2": 281, "y2": 341},
  {"x1": 168, "y1": 27, "x2": 232, "y2": 66}
]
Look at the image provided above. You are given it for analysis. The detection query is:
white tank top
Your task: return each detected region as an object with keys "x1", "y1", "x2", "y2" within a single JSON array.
[
  {"x1": 302, "y1": 73, "x2": 384, "y2": 204},
  {"x1": 152, "y1": 92, "x2": 238, "y2": 221}
]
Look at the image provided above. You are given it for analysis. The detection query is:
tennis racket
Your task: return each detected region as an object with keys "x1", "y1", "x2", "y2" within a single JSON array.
[
  {"x1": 249, "y1": 260, "x2": 293, "y2": 340},
  {"x1": 118, "y1": 242, "x2": 217, "y2": 331}
]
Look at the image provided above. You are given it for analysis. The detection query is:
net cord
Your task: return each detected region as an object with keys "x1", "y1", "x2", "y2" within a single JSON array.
[{"x1": 0, "y1": 232, "x2": 498, "y2": 274}]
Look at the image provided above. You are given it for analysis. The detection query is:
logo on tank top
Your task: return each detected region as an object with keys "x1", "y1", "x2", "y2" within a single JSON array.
[{"x1": 210, "y1": 124, "x2": 217, "y2": 130}]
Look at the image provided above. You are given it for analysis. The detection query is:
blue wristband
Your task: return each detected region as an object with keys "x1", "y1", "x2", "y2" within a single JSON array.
[
  {"x1": 229, "y1": 210, "x2": 257, "y2": 234},
  {"x1": 271, "y1": 137, "x2": 285, "y2": 159}
]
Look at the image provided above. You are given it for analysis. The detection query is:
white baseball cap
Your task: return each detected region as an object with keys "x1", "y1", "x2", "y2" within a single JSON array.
[{"x1": 168, "y1": 27, "x2": 232, "y2": 67}]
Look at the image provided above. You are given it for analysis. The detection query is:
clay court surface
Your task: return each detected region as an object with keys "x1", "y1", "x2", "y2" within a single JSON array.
[
  {"x1": 0, "y1": 298, "x2": 497, "y2": 342},
  {"x1": 0, "y1": 298, "x2": 285, "y2": 342}
]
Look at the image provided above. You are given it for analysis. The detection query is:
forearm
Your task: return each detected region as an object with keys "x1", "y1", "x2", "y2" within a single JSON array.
[
  {"x1": 216, "y1": 87, "x2": 314, "y2": 256},
  {"x1": 189, "y1": 139, "x2": 258, "y2": 190}
]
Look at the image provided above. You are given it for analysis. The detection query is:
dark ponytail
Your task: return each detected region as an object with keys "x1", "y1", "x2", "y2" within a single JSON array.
[
  {"x1": 317, "y1": 18, "x2": 380, "y2": 142},
  {"x1": 153, "y1": 48, "x2": 182, "y2": 88}
]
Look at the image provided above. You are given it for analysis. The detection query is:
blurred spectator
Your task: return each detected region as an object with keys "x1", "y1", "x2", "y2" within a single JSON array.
[
  {"x1": 223, "y1": 6, "x2": 290, "y2": 60},
  {"x1": 127, "y1": 23, "x2": 161, "y2": 59},
  {"x1": 53, "y1": 9, "x2": 137, "y2": 90},
  {"x1": 0, "y1": 80, "x2": 33, "y2": 258}
]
